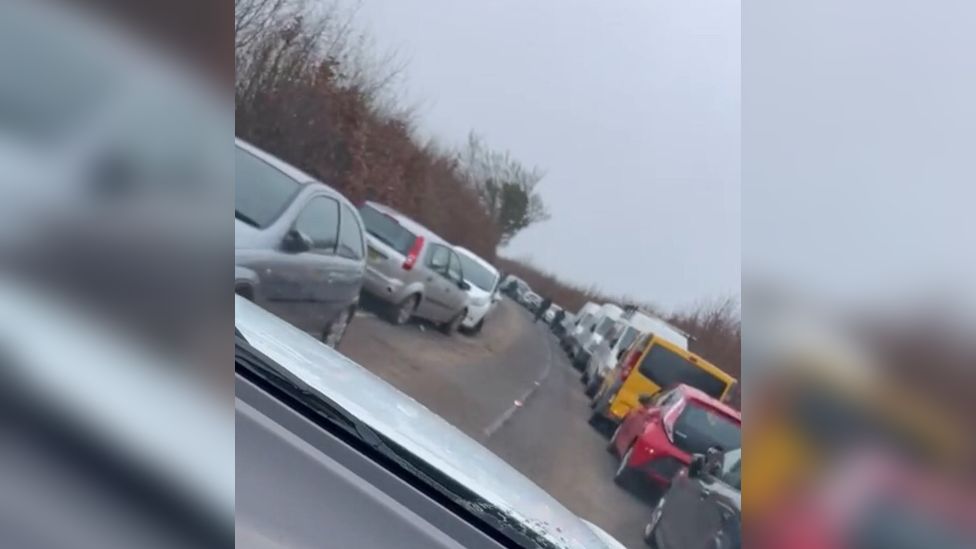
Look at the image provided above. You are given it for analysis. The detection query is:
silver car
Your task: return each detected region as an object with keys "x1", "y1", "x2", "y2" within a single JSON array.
[
  {"x1": 358, "y1": 201, "x2": 470, "y2": 333},
  {"x1": 235, "y1": 139, "x2": 366, "y2": 348}
]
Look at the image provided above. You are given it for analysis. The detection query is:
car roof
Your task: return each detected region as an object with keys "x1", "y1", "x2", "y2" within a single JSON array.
[
  {"x1": 236, "y1": 138, "x2": 353, "y2": 206},
  {"x1": 675, "y1": 384, "x2": 741, "y2": 421},
  {"x1": 361, "y1": 200, "x2": 447, "y2": 245},
  {"x1": 453, "y1": 247, "x2": 499, "y2": 275}
]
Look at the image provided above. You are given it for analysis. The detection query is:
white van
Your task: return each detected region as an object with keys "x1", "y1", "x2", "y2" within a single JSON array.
[
  {"x1": 569, "y1": 303, "x2": 625, "y2": 369},
  {"x1": 561, "y1": 302, "x2": 600, "y2": 349},
  {"x1": 581, "y1": 309, "x2": 690, "y2": 395}
]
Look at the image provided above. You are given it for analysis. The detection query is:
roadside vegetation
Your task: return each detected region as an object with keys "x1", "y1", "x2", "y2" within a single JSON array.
[{"x1": 234, "y1": 0, "x2": 742, "y2": 390}]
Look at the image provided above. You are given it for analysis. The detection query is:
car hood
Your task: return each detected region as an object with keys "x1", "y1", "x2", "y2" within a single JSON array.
[
  {"x1": 464, "y1": 284, "x2": 493, "y2": 301},
  {"x1": 236, "y1": 297, "x2": 618, "y2": 549}
]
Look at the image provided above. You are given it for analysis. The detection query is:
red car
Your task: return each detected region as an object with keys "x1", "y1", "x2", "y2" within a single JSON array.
[{"x1": 608, "y1": 384, "x2": 741, "y2": 489}]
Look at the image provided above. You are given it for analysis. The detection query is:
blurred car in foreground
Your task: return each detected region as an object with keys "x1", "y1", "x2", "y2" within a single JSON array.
[
  {"x1": 643, "y1": 448, "x2": 741, "y2": 549},
  {"x1": 755, "y1": 449, "x2": 975, "y2": 549},
  {"x1": 235, "y1": 296, "x2": 626, "y2": 548},
  {"x1": 358, "y1": 201, "x2": 470, "y2": 333},
  {"x1": 608, "y1": 385, "x2": 741, "y2": 490},
  {"x1": 235, "y1": 139, "x2": 366, "y2": 348},
  {"x1": 454, "y1": 246, "x2": 501, "y2": 333}
]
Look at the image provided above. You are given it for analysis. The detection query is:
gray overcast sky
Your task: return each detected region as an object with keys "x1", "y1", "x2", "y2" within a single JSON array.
[{"x1": 347, "y1": 0, "x2": 740, "y2": 313}]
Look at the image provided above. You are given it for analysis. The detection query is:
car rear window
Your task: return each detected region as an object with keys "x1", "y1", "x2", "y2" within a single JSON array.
[
  {"x1": 672, "y1": 401, "x2": 741, "y2": 455},
  {"x1": 637, "y1": 344, "x2": 729, "y2": 399},
  {"x1": 235, "y1": 146, "x2": 302, "y2": 229},
  {"x1": 359, "y1": 204, "x2": 417, "y2": 255}
]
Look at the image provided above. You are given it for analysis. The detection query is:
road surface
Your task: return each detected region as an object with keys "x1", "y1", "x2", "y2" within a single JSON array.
[{"x1": 341, "y1": 298, "x2": 653, "y2": 549}]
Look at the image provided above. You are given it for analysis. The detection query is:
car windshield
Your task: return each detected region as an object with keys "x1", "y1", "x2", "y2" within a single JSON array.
[
  {"x1": 235, "y1": 146, "x2": 302, "y2": 229},
  {"x1": 672, "y1": 402, "x2": 741, "y2": 455},
  {"x1": 358, "y1": 205, "x2": 417, "y2": 255},
  {"x1": 457, "y1": 253, "x2": 497, "y2": 292}
]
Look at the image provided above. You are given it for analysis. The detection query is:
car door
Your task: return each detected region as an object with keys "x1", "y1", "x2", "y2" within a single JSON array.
[
  {"x1": 444, "y1": 250, "x2": 467, "y2": 316},
  {"x1": 659, "y1": 451, "x2": 740, "y2": 549},
  {"x1": 265, "y1": 194, "x2": 343, "y2": 334},
  {"x1": 417, "y1": 243, "x2": 452, "y2": 321},
  {"x1": 332, "y1": 202, "x2": 367, "y2": 310}
]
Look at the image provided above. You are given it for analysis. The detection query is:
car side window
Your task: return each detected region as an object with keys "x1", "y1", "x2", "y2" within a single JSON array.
[
  {"x1": 337, "y1": 203, "x2": 365, "y2": 260},
  {"x1": 447, "y1": 252, "x2": 463, "y2": 281},
  {"x1": 293, "y1": 196, "x2": 340, "y2": 252},
  {"x1": 427, "y1": 244, "x2": 449, "y2": 274}
]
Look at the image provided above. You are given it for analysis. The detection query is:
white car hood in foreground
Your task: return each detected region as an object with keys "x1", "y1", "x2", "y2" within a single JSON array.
[{"x1": 236, "y1": 297, "x2": 620, "y2": 549}]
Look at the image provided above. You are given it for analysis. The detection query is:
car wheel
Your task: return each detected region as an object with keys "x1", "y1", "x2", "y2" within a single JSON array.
[
  {"x1": 584, "y1": 379, "x2": 599, "y2": 398},
  {"x1": 606, "y1": 422, "x2": 624, "y2": 453},
  {"x1": 389, "y1": 295, "x2": 418, "y2": 325},
  {"x1": 642, "y1": 497, "x2": 666, "y2": 548},
  {"x1": 441, "y1": 308, "x2": 465, "y2": 335},
  {"x1": 323, "y1": 307, "x2": 353, "y2": 349},
  {"x1": 471, "y1": 318, "x2": 484, "y2": 334},
  {"x1": 614, "y1": 445, "x2": 635, "y2": 487}
]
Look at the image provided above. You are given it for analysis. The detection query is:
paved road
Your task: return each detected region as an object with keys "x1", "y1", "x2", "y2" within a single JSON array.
[{"x1": 341, "y1": 298, "x2": 653, "y2": 549}]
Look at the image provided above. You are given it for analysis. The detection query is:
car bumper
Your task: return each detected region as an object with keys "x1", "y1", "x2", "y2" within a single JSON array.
[
  {"x1": 362, "y1": 266, "x2": 408, "y2": 304},
  {"x1": 462, "y1": 301, "x2": 492, "y2": 328}
]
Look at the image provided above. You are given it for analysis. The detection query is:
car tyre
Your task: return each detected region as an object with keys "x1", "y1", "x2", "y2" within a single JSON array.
[
  {"x1": 441, "y1": 308, "x2": 465, "y2": 335},
  {"x1": 642, "y1": 497, "x2": 666, "y2": 548},
  {"x1": 584, "y1": 379, "x2": 600, "y2": 398},
  {"x1": 389, "y1": 295, "x2": 419, "y2": 326},
  {"x1": 323, "y1": 307, "x2": 353, "y2": 349}
]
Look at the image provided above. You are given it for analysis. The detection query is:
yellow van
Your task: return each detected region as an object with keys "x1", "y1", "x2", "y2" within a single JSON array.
[{"x1": 589, "y1": 334, "x2": 736, "y2": 425}]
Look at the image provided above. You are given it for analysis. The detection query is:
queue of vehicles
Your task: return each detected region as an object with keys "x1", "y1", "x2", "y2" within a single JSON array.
[
  {"x1": 517, "y1": 293, "x2": 743, "y2": 548},
  {"x1": 235, "y1": 139, "x2": 630, "y2": 548}
]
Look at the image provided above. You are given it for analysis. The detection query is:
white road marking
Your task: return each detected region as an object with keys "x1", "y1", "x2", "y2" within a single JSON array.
[{"x1": 482, "y1": 322, "x2": 554, "y2": 440}]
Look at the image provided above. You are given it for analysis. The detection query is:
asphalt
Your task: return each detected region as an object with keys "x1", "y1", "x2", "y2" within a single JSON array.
[{"x1": 341, "y1": 298, "x2": 653, "y2": 549}]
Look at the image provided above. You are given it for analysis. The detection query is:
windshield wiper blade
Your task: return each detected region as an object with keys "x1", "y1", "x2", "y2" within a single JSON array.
[{"x1": 235, "y1": 210, "x2": 260, "y2": 227}]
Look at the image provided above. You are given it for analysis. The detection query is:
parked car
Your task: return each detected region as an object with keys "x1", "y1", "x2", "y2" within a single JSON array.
[
  {"x1": 569, "y1": 304, "x2": 625, "y2": 369},
  {"x1": 523, "y1": 291, "x2": 543, "y2": 311},
  {"x1": 582, "y1": 310, "x2": 689, "y2": 396},
  {"x1": 500, "y1": 274, "x2": 530, "y2": 302},
  {"x1": 235, "y1": 139, "x2": 366, "y2": 348},
  {"x1": 236, "y1": 296, "x2": 627, "y2": 549},
  {"x1": 608, "y1": 385, "x2": 741, "y2": 490},
  {"x1": 642, "y1": 447, "x2": 741, "y2": 548},
  {"x1": 454, "y1": 246, "x2": 501, "y2": 333},
  {"x1": 562, "y1": 302, "x2": 600, "y2": 349},
  {"x1": 544, "y1": 304, "x2": 562, "y2": 324},
  {"x1": 358, "y1": 201, "x2": 471, "y2": 334},
  {"x1": 590, "y1": 333, "x2": 737, "y2": 428}
]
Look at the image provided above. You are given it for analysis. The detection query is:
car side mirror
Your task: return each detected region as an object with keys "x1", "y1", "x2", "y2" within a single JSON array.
[
  {"x1": 617, "y1": 349, "x2": 627, "y2": 361},
  {"x1": 282, "y1": 229, "x2": 312, "y2": 252},
  {"x1": 609, "y1": 338, "x2": 619, "y2": 348},
  {"x1": 590, "y1": 325, "x2": 596, "y2": 333},
  {"x1": 688, "y1": 455, "x2": 706, "y2": 478},
  {"x1": 458, "y1": 280, "x2": 471, "y2": 290}
]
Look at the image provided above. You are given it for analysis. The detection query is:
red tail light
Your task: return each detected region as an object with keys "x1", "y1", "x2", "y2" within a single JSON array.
[
  {"x1": 402, "y1": 235, "x2": 425, "y2": 270},
  {"x1": 661, "y1": 399, "x2": 685, "y2": 443},
  {"x1": 620, "y1": 348, "x2": 642, "y2": 379}
]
